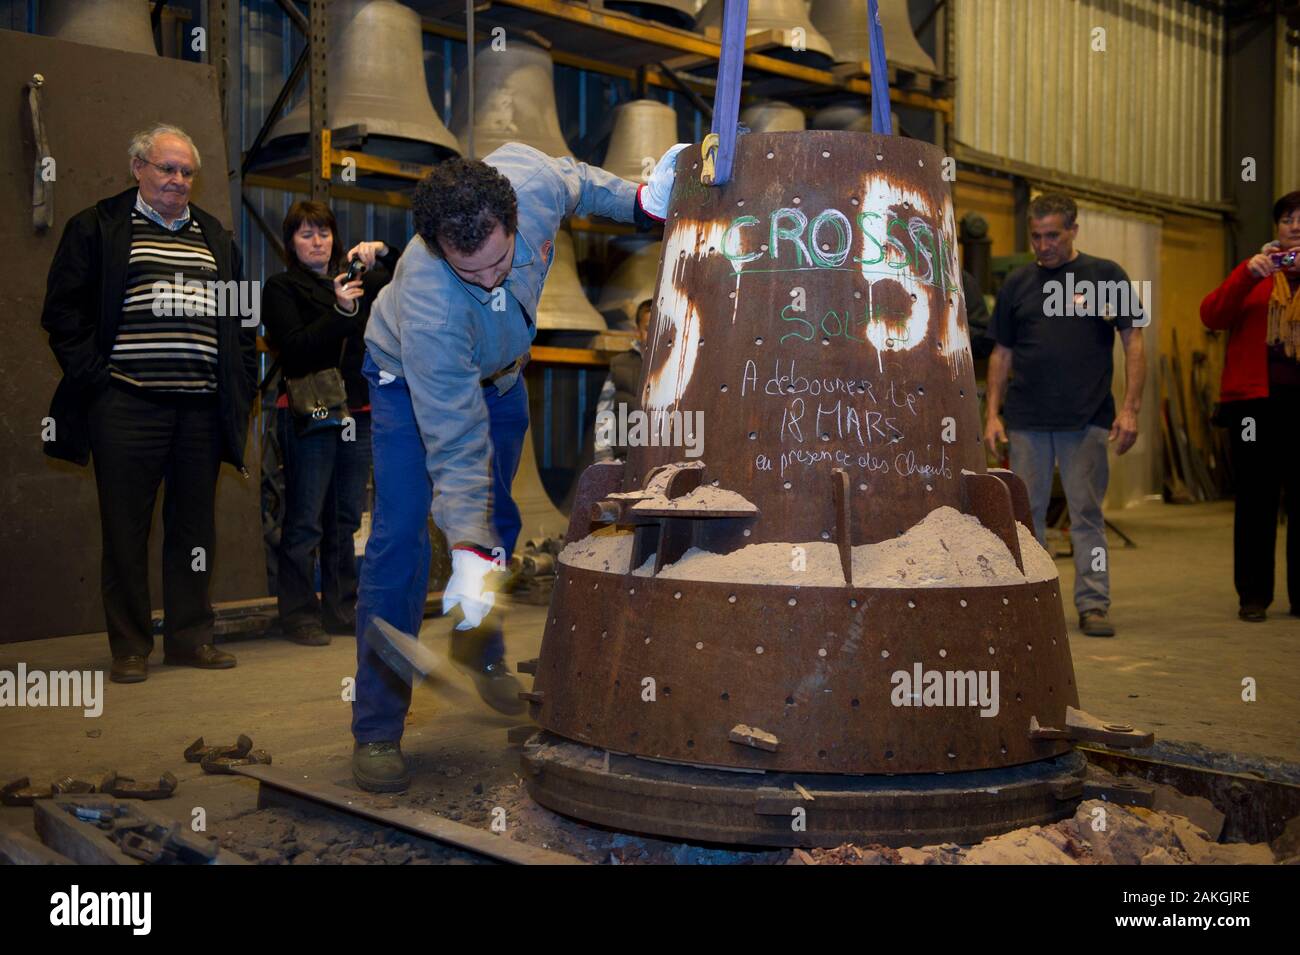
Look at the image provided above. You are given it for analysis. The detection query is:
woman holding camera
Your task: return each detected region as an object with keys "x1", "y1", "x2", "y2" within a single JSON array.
[
  {"x1": 1200, "y1": 190, "x2": 1300, "y2": 622},
  {"x1": 262, "y1": 201, "x2": 398, "y2": 645}
]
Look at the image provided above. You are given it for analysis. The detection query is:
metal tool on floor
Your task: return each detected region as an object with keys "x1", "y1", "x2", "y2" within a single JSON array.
[
  {"x1": 184, "y1": 734, "x2": 273, "y2": 774},
  {"x1": 3, "y1": 771, "x2": 177, "y2": 805}
]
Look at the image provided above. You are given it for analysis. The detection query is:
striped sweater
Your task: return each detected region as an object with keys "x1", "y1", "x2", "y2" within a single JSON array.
[{"x1": 109, "y1": 211, "x2": 220, "y2": 393}]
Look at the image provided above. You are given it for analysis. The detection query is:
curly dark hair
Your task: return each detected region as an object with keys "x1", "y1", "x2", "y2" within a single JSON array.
[{"x1": 412, "y1": 157, "x2": 519, "y2": 256}]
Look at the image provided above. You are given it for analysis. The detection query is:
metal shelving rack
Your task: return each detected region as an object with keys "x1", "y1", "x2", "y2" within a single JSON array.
[{"x1": 210, "y1": 0, "x2": 956, "y2": 369}]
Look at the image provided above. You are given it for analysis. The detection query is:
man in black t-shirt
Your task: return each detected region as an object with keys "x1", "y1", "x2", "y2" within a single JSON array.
[{"x1": 984, "y1": 193, "x2": 1147, "y2": 637}]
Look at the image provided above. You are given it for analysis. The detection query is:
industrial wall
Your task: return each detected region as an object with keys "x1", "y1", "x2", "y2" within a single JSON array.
[
  {"x1": 1281, "y1": 37, "x2": 1300, "y2": 198},
  {"x1": 954, "y1": 0, "x2": 1224, "y2": 205}
]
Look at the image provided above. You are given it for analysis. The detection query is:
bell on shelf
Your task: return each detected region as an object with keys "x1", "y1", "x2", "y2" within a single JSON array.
[
  {"x1": 810, "y1": 0, "x2": 937, "y2": 73},
  {"x1": 597, "y1": 239, "x2": 664, "y2": 331},
  {"x1": 536, "y1": 232, "x2": 607, "y2": 333},
  {"x1": 602, "y1": 99, "x2": 681, "y2": 184},
  {"x1": 740, "y1": 100, "x2": 806, "y2": 133},
  {"x1": 41, "y1": 0, "x2": 158, "y2": 56},
  {"x1": 602, "y1": 0, "x2": 701, "y2": 30},
  {"x1": 453, "y1": 36, "x2": 572, "y2": 160},
  {"x1": 262, "y1": 0, "x2": 461, "y2": 165},
  {"x1": 811, "y1": 101, "x2": 903, "y2": 135},
  {"x1": 695, "y1": 0, "x2": 836, "y2": 62}
]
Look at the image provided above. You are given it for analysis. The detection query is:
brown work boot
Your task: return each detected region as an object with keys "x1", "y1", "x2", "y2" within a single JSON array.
[
  {"x1": 1079, "y1": 610, "x2": 1116, "y2": 637},
  {"x1": 163, "y1": 644, "x2": 237, "y2": 669},
  {"x1": 110, "y1": 655, "x2": 148, "y2": 684},
  {"x1": 352, "y1": 741, "x2": 410, "y2": 793}
]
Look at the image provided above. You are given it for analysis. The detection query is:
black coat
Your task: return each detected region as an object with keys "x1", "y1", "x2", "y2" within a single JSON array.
[
  {"x1": 261, "y1": 246, "x2": 397, "y2": 411},
  {"x1": 39, "y1": 187, "x2": 257, "y2": 470}
]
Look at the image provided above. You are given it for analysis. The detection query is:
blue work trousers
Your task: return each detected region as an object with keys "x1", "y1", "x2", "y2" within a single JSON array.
[{"x1": 351, "y1": 351, "x2": 528, "y2": 743}]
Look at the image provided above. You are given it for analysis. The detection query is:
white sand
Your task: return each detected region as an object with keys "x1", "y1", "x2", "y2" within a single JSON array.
[
  {"x1": 1017, "y1": 521, "x2": 1059, "y2": 582},
  {"x1": 657, "y1": 542, "x2": 846, "y2": 585},
  {"x1": 631, "y1": 485, "x2": 757, "y2": 513},
  {"x1": 558, "y1": 530, "x2": 634, "y2": 574},
  {"x1": 558, "y1": 506, "x2": 1059, "y2": 588},
  {"x1": 851, "y1": 506, "x2": 1021, "y2": 587}
]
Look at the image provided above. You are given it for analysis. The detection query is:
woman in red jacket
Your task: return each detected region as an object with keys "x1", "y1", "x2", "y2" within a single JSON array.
[{"x1": 1200, "y1": 190, "x2": 1300, "y2": 622}]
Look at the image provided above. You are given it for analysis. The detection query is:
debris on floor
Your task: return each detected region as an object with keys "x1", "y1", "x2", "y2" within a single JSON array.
[
  {"x1": 790, "y1": 800, "x2": 1284, "y2": 865},
  {"x1": 218, "y1": 805, "x2": 488, "y2": 866}
]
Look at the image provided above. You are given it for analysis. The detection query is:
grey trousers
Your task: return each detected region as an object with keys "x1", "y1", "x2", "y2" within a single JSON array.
[{"x1": 1008, "y1": 425, "x2": 1111, "y2": 614}]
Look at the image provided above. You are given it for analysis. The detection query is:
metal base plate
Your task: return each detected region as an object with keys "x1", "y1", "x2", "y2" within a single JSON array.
[{"x1": 522, "y1": 732, "x2": 1087, "y2": 848}]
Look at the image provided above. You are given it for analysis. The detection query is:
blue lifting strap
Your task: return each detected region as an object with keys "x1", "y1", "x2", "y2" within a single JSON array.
[
  {"x1": 703, "y1": 0, "x2": 749, "y2": 187},
  {"x1": 867, "y1": 0, "x2": 894, "y2": 136}
]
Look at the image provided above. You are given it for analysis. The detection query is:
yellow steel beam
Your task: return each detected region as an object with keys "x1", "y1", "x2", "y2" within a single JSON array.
[{"x1": 486, "y1": 0, "x2": 953, "y2": 118}]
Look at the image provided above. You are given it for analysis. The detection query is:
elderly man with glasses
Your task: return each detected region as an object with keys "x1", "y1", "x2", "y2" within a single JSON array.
[{"x1": 40, "y1": 123, "x2": 257, "y2": 683}]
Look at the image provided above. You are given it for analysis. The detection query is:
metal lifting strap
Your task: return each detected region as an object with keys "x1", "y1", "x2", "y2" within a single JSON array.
[
  {"x1": 867, "y1": 0, "x2": 894, "y2": 136},
  {"x1": 703, "y1": 0, "x2": 895, "y2": 186},
  {"x1": 702, "y1": 0, "x2": 749, "y2": 187}
]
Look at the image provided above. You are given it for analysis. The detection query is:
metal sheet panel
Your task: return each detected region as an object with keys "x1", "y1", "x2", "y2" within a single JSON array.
[
  {"x1": 955, "y1": 0, "x2": 1223, "y2": 204},
  {"x1": 0, "y1": 30, "x2": 265, "y2": 642}
]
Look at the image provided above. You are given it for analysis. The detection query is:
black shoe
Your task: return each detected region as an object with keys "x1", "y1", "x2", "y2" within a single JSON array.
[
  {"x1": 321, "y1": 617, "x2": 356, "y2": 636},
  {"x1": 163, "y1": 644, "x2": 237, "y2": 669},
  {"x1": 284, "y1": 622, "x2": 331, "y2": 646},
  {"x1": 1238, "y1": 606, "x2": 1267, "y2": 623},
  {"x1": 1079, "y1": 610, "x2": 1116, "y2": 637},
  {"x1": 110, "y1": 655, "x2": 148, "y2": 684}
]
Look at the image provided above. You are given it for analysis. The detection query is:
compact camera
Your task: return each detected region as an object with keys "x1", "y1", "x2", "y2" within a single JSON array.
[
  {"x1": 344, "y1": 255, "x2": 366, "y2": 284},
  {"x1": 1269, "y1": 249, "x2": 1299, "y2": 271}
]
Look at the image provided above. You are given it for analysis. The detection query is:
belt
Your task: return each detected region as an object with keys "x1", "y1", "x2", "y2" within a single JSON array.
[{"x1": 480, "y1": 352, "x2": 529, "y2": 388}]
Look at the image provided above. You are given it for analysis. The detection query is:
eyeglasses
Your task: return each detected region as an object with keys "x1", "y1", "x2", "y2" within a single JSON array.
[{"x1": 138, "y1": 157, "x2": 195, "y2": 180}]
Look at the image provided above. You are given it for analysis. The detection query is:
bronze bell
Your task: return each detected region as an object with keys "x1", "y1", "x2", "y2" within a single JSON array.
[
  {"x1": 695, "y1": 0, "x2": 836, "y2": 62},
  {"x1": 597, "y1": 239, "x2": 663, "y2": 331},
  {"x1": 809, "y1": 0, "x2": 937, "y2": 73},
  {"x1": 245, "y1": 7, "x2": 286, "y2": 129},
  {"x1": 40, "y1": 0, "x2": 157, "y2": 56},
  {"x1": 453, "y1": 37, "x2": 572, "y2": 160},
  {"x1": 512, "y1": 426, "x2": 570, "y2": 547},
  {"x1": 811, "y1": 101, "x2": 902, "y2": 135},
  {"x1": 268, "y1": 0, "x2": 461, "y2": 162},
  {"x1": 603, "y1": 0, "x2": 701, "y2": 30},
  {"x1": 601, "y1": 99, "x2": 680, "y2": 184},
  {"x1": 740, "y1": 100, "x2": 806, "y2": 133},
  {"x1": 536, "y1": 232, "x2": 606, "y2": 333}
]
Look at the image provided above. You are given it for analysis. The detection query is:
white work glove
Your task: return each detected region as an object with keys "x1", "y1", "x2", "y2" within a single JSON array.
[
  {"x1": 637, "y1": 143, "x2": 691, "y2": 221},
  {"x1": 443, "y1": 547, "x2": 501, "y2": 631}
]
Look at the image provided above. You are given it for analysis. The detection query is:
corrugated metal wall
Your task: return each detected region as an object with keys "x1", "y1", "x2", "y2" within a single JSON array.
[
  {"x1": 1280, "y1": 38, "x2": 1300, "y2": 196},
  {"x1": 955, "y1": 0, "x2": 1224, "y2": 204}
]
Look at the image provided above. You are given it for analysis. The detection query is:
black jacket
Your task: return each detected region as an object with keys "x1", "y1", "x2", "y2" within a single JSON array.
[
  {"x1": 261, "y1": 245, "x2": 397, "y2": 410},
  {"x1": 39, "y1": 187, "x2": 257, "y2": 469}
]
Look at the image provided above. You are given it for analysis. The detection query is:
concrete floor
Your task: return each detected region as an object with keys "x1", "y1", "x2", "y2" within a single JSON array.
[{"x1": 2, "y1": 499, "x2": 1297, "y2": 852}]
